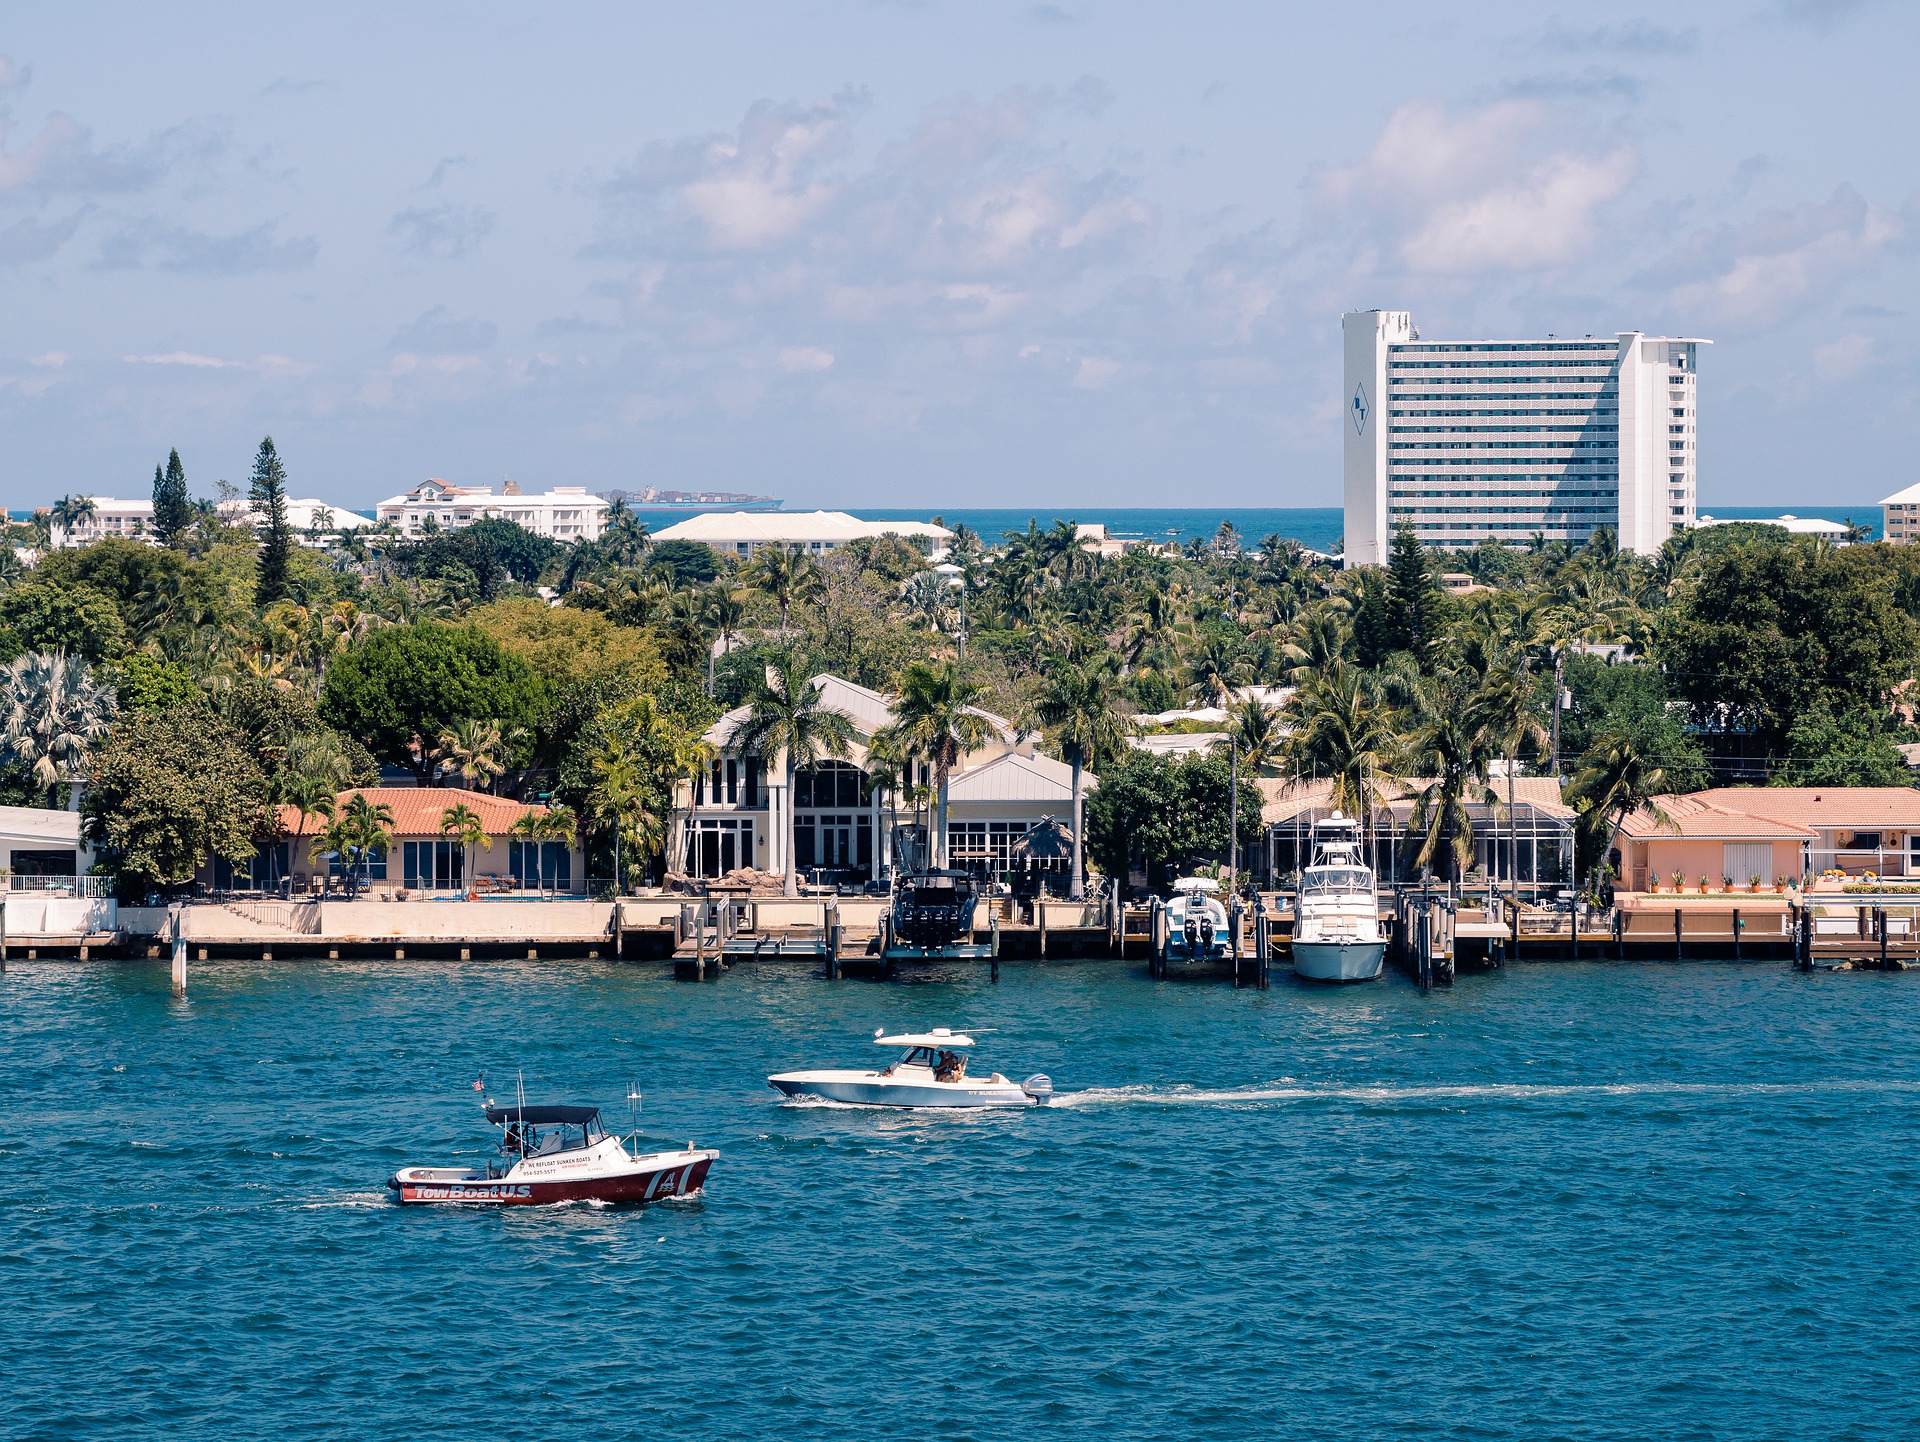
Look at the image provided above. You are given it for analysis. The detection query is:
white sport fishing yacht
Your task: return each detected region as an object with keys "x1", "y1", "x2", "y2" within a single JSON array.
[
  {"x1": 1291, "y1": 812, "x2": 1387, "y2": 982},
  {"x1": 768, "y1": 1028, "x2": 1053, "y2": 1108}
]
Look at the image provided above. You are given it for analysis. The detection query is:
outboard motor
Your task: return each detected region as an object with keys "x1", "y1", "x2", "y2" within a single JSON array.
[
  {"x1": 1021, "y1": 1074, "x2": 1054, "y2": 1105},
  {"x1": 1183, "y1": 914, "x2": 1200, "y2": 951},
  {"x1": 1198, "y1": 913, "x2": 1216, "y2": 950}
]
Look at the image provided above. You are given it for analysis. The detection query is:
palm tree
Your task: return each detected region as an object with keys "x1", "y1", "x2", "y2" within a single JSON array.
[
  {"x1": 1028, "y1": 655, "x2": 1134, "y2": 899},
  {"x1": 49, "y1": 494, "x2": 97, "y2": 547},
  {"x1": 1566, "y1": 730, "x2": 1678, "y2": 887},
  {"x1": 1471, "y1": 656, "x2": 1550, "y2": 909},
  {"x1": 902, "y1": 570, "x2": 955, "y2": 638},
  {"x1": 433, "y1": 718, "x2": 523, "y2": 792},
  {"x1": 734, "y1": 651, "x2": 856, "y2": 895},
  {"x1": 701, "y1": 584, "x2": 747, "y2": 694},
  {"x1": 876, "y1": 661, "x2": 994, "y2": 872},
  {"x1": 439, "y1": 801, "x2": 490, "y2": 893},
  {"x1": 1227, "y1": 694, "x2": 1285, "y2": 774},
  {"x1": 1186, "y1": 632, "x2": 1248, "y2": 708},
  {"x1": 589, "y1": 735, "x2": 657, "y2": 895},
  {"x1": 0, "y1": 651, "x2": 118, "y2": 809},
  {"x1": 312, "y1": 792, "x2": 394, "y2": 895},
  {"x1": 1282, "y1": 663, "x2": 1398, "y2": 841},
  {"x1": 743, "y1": 543, "x2": 823, "y2": 638},
  {"x1": 1403, "y1": 688, "x2": 1496, "y2": 882},
  {"x1": 271, "y1": 774, "x2": 336, "y2": 893}
]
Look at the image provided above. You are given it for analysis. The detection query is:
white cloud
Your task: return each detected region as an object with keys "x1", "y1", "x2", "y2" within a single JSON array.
[
  {"x1": 124, "y1": 350, "x2": 242, "y2": 367},
  {"x1": 1812, "y1": 333, "x2": 1875, "y2": 381},
  {"x1": 1656, "y1": 185, "x2": 1903, "y2": 329},
  {"x1": 1072, "y1": 356, "x2": 1121, "y2": 389},
  {"x1": 777, "y1": 345, "x2": 834, "y2": 372},
  {"x1": 1310, "y1": 99, "x2": 1636, "y2": 275},
  {"x1": 28, "y1": 351, "x2": 67, "y2": 368}
]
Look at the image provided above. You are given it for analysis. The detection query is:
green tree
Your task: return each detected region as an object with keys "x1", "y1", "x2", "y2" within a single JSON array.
[
  {"x1": 1281, "y1": 663, "x2": 1399, "y2": 831},
  {"x1": 1085, "y1": 750, "x2": 1263, "y2": 894},
  {"x1": 319, "y1": 622, "x2": 548, "y2": 783},
  {"x1": 1384, "y1": 524, "x2": 1447, "y2": 664},
  {"x1": 313, "y1": 792, "x2": 394, "y2": 895},
  {"x1": 108, "y1": 652, "x2": 196, "y2": 713},
  {"x1": 743, "y1": 543, "x2": 824, "y2": 638},
  {"x1": 49, "y1": 494, "x2": 97, "y2": 546},
  {"x1": 1657, "y1": 535, "x2": 1919, "y2": 760},
  {"x1": 0, "y1": 580, "x2": 128, "y2": 663},
  {"x1": 249, "y1": 436, "x2": 294, "y2": 608},
  {"x1": 85, "y1": 703, "x2": 266, "y2": 890},
  {"x1": 877, "y1": 660, "x2": 994, "y2": 871},
  {"x1": 1770, "y1": 703, "x2": 1913, "y2": 788},
  {"x1": 648, "y1": 538, "x2": 721, "y2": 588},
  {"x1": 1029, "y1": 655, "x2": 1134, "y2": 898},
  {"x1": 1566, "y1": 729, "x2": 1685, "y2": 880},
  {"x1": 152, "y1": 449, "x2": 194, "y2": 548},
  {"x1": 734, "y1": 650, "x2": 856, "y2": 895},
  {"x1": 439, "y1": 801, "x2": 490, "y2": 892},
  {"x1": 0, "y1": 650, "x2": 119, "y2": 809}
]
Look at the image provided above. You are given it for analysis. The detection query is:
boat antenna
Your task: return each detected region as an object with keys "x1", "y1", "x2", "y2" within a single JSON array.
[{"x1": 627, "y1": 1082, "x2": 642, "y2": 1159}]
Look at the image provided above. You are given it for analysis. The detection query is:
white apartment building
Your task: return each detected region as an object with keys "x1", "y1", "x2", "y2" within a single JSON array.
[
  {"x1": 1342, "y1": 310, "x2": 1708, "y2": 565},
  {"x1": 374, "y1": 479, "x2": 607, "y2": 541},
  {"x1": 51, "y1": 497, "x2": 153, "y2": 547},
  {"x1": 652, "y1": 510, "x2": 950, "y2": 558}
]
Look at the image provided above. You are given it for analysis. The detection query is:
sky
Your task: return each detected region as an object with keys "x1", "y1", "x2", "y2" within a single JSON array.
[{"x1": 1, "y1": 1, "x2": 1915, "y2": 511}]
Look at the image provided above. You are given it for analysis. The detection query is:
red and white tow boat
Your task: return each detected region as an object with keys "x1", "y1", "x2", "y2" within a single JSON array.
[{"x1": 388, "y1": 1099, "x2": 716, "y2": 1206}]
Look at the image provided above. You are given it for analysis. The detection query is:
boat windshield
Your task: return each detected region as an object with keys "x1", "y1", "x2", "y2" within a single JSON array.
[
  {"x1": 1302, "y1": 867, "x2": 1372, "y2": 897},
  {"x1": 882, "y1": 1045, "x2": 969, "y2": 1081},
  {"x1": 502, "y1": 1115, "x2": 606, "y2": 1157}
]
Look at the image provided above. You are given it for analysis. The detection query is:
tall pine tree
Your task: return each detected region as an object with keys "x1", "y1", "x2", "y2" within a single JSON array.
[
  {"x1": 1384, "y1": 523, "x2": 1445, "y2": 664},
  {"x1": 151, "y1": 447, "x2": 193, "y2": 547},
  {"x1": 249, "y1": 436, "x2": 293, "y2": 607}
]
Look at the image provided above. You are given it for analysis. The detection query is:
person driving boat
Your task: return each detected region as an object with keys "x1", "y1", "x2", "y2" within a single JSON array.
[{"x1": 934, "y1": 1049, "x2": 967, "y2": 1083}]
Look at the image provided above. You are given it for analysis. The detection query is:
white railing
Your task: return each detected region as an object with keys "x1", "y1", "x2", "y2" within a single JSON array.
[{"x1": 6, "y1": 874, "x2": 112, "y2": 898}]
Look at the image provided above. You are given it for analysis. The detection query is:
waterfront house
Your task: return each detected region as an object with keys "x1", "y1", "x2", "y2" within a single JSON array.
[
  {"x1": 199, "y1": 787, "x2": 584, "y2": 897},
  {"x1": 1260, "y1": 775, "x2": 1577, "y2": 895},
  {"x1": 1613, "y1": 788, "x2": 1920, "y2": 889},
  {"x1": 0, "y1": 805, "x2": 94, "y2": 889},
  {"x1": 671, "y1": 673, "x2": 1090, "y2": 886}
]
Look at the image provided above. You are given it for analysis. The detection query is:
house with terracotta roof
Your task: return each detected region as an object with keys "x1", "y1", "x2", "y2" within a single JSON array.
[
  {"x1": 200, "y1": 787, "x2": 583, "y2": 897},
  {"x1": 673, "y1": 673, "x2": 1092, "y2": 885},
  {"x1": 1260, "y1": 774, "x2": 1577, "y2": 895},
  {"x1": 1612, "y1": 787, "x2": 1920, "y2": 891}
]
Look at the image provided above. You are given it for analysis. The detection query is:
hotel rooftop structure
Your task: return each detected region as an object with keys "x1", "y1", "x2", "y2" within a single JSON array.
[{"x1": 1342, "y1": 310, "x2": 1708, "y2": 565}]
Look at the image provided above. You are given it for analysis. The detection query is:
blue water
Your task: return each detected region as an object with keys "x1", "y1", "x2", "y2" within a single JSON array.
[
  {"x1": 856, "y1": 507, "x2": 1347, "y2": 551},
  {"x1": 7, "y1": 957, "x2": 1918, "y2": 1439}
]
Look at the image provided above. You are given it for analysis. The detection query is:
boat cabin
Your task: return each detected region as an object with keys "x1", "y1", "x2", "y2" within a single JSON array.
[
  {"x1": 875, "y1": 1029, "x2": 977, "y2": 1083},
  {"x1": 485, "y1": 1104, "x2": 609, "y2": 1158},
  {"x1": 1301, "y1": 865, "x2": 1373, "y2": 898}
]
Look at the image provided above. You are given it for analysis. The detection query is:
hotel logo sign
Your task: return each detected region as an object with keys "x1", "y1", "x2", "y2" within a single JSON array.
[{"x1": 1350, "y1": 382, "x2": 1370, "y2": 436}]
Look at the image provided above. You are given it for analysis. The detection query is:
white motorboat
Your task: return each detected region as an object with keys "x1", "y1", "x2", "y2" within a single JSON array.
[
  {"x1": 1158, "y1": 876, "x2": 1232, "y2": 964},
  {"x1": 768, "y1": 1028, "x2": 1053, "y2": 1108},
  {"x1": 1291, "y1": 812, "x2": 1387, "y2": 982}
]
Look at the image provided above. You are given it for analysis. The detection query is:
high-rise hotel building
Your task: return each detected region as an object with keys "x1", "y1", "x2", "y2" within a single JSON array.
[{"x1": 1341, "y1": 310, "x2": 1708, "y2": 566}]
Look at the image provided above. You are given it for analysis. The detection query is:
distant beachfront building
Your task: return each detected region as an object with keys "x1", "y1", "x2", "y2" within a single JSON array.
[
  {"x1": 1342, "y1": 310, "x2": 1709, "y2": 565},
  {"x1": 1881, "y1": 483, "x2": 1920, "y2": 543},
  {"x1": 50, "y1": 496, "x2": 152, "y2": 547},
  {"x1": 51, "y1": 494, "x2": 369, "y2": 548},
  {"x1": 374, "y1": 478, "x2": 607, "y2": 542},
  {"x1": 651, "y1": 510, "x2": 950, "y2": 558}
]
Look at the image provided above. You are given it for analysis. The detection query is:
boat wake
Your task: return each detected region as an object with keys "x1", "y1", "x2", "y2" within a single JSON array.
[{"x1": 1050, "y1": 1078, "x2": 1920, "y2": 1109}]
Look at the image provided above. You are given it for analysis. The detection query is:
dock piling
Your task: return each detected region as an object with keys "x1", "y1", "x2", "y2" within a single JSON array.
[
  {"x1": 1733, "y1": 908, "x2": 1740, "y2": 963},
  {"x1": 1674, "y1": 908, "x2": 1682, "y2": 962},
  {"x1": 169, "y1": 905, "x2": 186, "y2": 997}
]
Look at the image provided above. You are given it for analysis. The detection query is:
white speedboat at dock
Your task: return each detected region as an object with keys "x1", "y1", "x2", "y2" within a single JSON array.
[
  {"x1": 1157, "y1": 877, "x2": 1232, "y2": 965},
  {"x1": 768, "y1": 1028, "x2": 1053, "y2": 1108},
  {"x1": 388, "y1": 1098, "x2": 716, "y2": 1205},
  {"x1": 1291, "y1": 812, "x2": 1387, "y2": 983}
]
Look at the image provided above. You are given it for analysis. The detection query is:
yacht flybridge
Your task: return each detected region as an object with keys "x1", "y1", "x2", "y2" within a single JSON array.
[
  {"x1": 1290, "y1": 812, "x2": 1386, "y2": 982},
  {"x1": 768, "y1": 1028, "x2": 1053, "y2": 1108},
  {"x1": 388, "y1": 1093, "x2": 716, "y2": 1205}
]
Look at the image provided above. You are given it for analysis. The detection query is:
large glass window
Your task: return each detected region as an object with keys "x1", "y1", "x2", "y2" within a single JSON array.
[
  {"x1": 794, "y1": 761, "x2": 864, "y2": 808},
  {"x1": 402, "y1": 840, "x2": 464, "y2": 890},
  {"x1": 508, "y1": 840, "x2": 571, "y2": 889}
]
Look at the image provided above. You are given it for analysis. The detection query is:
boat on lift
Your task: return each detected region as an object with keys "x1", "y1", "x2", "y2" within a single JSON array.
[
  {"x1": 1157, "y1": 876, "x2": 1232, "y2": 966},
  {"x1": 388, "y1": 1089, "x2": 716, "y2": 1205},
  {"x1": 1290, "y1": 812, "x2": 1386, "y2": 982},
  {"x1": 768, "y1": 1027, "x2": 1052, "y2": 1108}
]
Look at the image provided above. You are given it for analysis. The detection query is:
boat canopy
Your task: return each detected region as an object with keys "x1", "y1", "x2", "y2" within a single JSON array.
[
  {"x1": 1170, "y1": 877, "x2": 1222, "y2": 894},
  {"x1": 875, "y1": 1029, "x2": 976, "y2": 1048},
  {"x1": 484, "y1": 1104, "x2": 601, "y2": 1126}
]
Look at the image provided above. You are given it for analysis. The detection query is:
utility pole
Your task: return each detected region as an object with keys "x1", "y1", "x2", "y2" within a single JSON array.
[
  {"x1": 1228, "y1": 740, "x2": 1239, "y2": 887},
  {"x1": 1550, "y1": 646, "x2": 1567, "y2": 776}
]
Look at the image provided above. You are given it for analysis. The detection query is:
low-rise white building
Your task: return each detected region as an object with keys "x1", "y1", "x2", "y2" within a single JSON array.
[
  {"x1": 1881, "y1": 484, "x2": 1920, "y2": 543},
  {"x1": 374, "y1": 479, "x2": 607, "y2": 542},
  {"x1": 51, "y1": 497, "x2": 153, "y2": 547},
  {"x1": 1696, "y1": 513, "x2": 1854, "y2": 542},
  {"x1": 217, "y1": 497, "x2": 371, "y2": 536},
  {"x1": 652, "y1": 510, "x2": 950, "y2": 558}
]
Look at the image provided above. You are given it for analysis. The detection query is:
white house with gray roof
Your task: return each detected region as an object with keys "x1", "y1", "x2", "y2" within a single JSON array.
[{"x1": 671, "y1": 673, "x2": 1092, "y2": 885}]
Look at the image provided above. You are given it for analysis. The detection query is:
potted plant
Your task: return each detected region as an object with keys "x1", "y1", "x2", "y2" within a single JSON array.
[
  {"x1": 1671, "y1": 870, "x2": 1685, "y2": 893},
  {"x1": 1699, "y1": 874, "x2": 1712, "y2": 894},
  {"x1": 1749, "y1": 873, "x2": 1762, "y2": 893},
  {"x1": 1648, "y1": 874, "x2": 1661, "y2": 894},
  {"x1": 1722, "y1": 874, "x2": 1734, "y2": 892}
]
